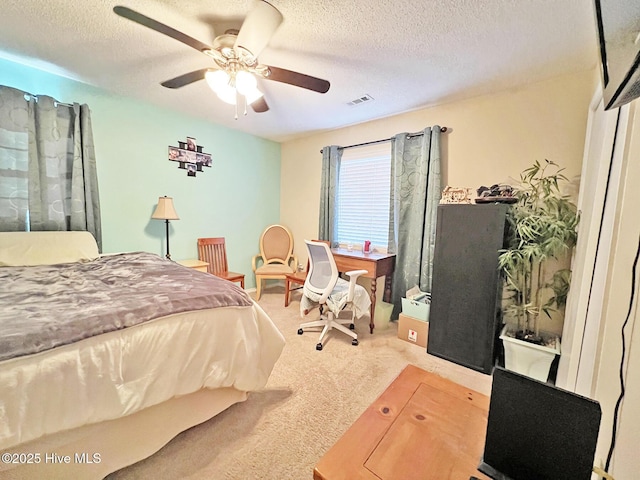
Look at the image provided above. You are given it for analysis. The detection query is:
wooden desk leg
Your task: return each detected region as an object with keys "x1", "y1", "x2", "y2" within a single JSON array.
[
  {"x1": 369, "y1": 278, "x2": 377, "y2": 334},
  {"x1": 384, "y1": 275, "x2": 392, "y2": 303}
]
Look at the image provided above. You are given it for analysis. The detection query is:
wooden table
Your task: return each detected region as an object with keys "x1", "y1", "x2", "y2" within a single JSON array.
[
  {"x1": 313, "y1": 365, "x2": 491, "y2": 480},
  {"x1": 331, "y1": 248, "x2": 396, "y2": 333},
  {"x1": 176, "y1": 259, "x2": 209, "y2": 272}
]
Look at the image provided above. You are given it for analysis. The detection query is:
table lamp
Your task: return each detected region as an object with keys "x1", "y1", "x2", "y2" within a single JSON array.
[{"x1": 151, "y1": 196, "x2": 179, "y2": 259}]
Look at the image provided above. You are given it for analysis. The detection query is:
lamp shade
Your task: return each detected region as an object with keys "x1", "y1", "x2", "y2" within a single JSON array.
[
  {"x1": 244, "y1": 86, "x2": 264, "y2": 104},
  {"x1": 151, "y1": 196, "x2": 179, "y2": 220},
  {"x1": 236, "y1": 70, "x2": 257, "y2": 95},
  {"x1": 205, "y1": 69, "x2": 230, "y2": 91}
]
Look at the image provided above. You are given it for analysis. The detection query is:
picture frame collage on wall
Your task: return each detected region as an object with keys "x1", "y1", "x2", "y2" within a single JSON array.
[{"x1": 168, "y1": 137, "x2": 212, "y2": 177}]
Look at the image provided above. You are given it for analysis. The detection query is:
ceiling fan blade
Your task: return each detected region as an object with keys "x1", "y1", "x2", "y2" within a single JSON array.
[
  {"x1": 161, "y1": 69, "x2": 210, "y2": 89},
  {"x1": 113, "y1": 6, "x2": 212, "y2": 53},
  {"x1": 251, "y1": 96, "x2": 269, "y2": 113},
  {"x1": 264, "y1": 66, "x2": 330, "y2": 93},
  {"x1": 234, "y1": 1, "x2": 283, "y2": 58}
]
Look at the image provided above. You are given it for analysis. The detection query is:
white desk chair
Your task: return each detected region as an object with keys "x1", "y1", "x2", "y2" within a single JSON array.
[{"x1": 298, "y1": 240, "x2": 369, "y2": 351}]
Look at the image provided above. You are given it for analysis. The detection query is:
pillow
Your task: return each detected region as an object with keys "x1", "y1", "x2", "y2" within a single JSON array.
[{"x1": 0, "y1": 231, "x2": 99, "y2": 266}]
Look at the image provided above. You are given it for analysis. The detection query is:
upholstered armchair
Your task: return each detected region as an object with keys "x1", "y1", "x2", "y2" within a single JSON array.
[{"x1": 252, "y1": 224, "x2": 298, "y2": 299}]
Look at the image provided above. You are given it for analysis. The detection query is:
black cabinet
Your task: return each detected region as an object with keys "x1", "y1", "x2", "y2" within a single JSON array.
[{"x1": 427, "y1": 204, "x2": 508, "y2": 374}]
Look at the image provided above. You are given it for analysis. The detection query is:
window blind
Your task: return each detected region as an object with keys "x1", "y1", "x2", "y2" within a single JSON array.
[{"x1": 335, "y1": 142, "x2": 391, "y2": 248}]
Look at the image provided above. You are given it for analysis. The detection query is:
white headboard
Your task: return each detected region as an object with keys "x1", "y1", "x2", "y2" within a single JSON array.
[{"x1": 0, "y1": 231, "x2": 99, "y2": 266}]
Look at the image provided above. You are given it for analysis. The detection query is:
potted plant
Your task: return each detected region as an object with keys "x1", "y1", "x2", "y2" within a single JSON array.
[{"x1": 498, "y1": 159, "x2": 579, "y2": 382}]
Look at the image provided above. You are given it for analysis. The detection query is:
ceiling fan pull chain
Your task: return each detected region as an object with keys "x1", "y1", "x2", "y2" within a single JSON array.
[
  {"x1": 234, "y1": 93, "x2": 239, "y2": 120},
  {"x1": 243, "y1": 96, "x2": 248, "y2": 116}
]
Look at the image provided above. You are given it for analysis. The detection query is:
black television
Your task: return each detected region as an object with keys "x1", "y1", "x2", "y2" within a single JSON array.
[
  {"x1": 477, "y1": 367, "x2": 602, "y2": 480},
  {"x1": 594, "y1": 0, "x2": 640, "y2": 110}
]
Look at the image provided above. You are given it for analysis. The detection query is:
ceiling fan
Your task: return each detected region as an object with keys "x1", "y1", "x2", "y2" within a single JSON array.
[{"x1": 113, "y1": 1, "x2": 330, "y2": 117}]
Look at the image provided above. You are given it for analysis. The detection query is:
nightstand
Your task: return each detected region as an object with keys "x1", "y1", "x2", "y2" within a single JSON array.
[{"x1": 176, "y1": 259, "x2": 209, "y2": 273}]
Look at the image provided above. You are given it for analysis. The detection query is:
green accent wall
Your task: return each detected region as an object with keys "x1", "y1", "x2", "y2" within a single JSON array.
[{"x1": 0, "y1": 57, "x2": 281, "y2": 288}]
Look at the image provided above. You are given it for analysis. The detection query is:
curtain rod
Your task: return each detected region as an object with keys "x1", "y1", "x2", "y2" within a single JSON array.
[
  {"x1": 320, "y1": 127, "x2": 448, "y2": 154},
  {"x1": 22, "y1": 90, "x2": 73, "y2": 108}
]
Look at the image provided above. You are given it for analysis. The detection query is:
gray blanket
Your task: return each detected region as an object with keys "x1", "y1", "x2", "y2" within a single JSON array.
[{"x1": 0, "y1": 252, "x2": 253, "y2": 362}]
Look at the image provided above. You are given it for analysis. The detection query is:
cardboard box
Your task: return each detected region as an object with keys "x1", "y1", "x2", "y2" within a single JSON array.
[
  {"x1": 401, "y1": 293, "x2": 431, "y2": 321},
  {"x1": 397, "y1": 313, "x2": 429, "y2": 348}
]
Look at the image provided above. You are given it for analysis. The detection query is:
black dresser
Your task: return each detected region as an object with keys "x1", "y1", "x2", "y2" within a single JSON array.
[{"x1": 427, "y1": 203, "x2": 508, "y2": 374}]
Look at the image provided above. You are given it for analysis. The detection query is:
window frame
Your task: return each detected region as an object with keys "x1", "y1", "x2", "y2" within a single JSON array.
[{"x1": 334, "y1": 141, "x2": 391, "y2": 252}]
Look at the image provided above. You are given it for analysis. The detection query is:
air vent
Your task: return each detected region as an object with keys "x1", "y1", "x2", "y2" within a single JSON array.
[{"x1": 347, "y1": 94, "x2": 374, "y2": 106}]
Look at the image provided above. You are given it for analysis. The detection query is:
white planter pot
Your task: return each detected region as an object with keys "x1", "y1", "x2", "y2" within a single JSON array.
[{"x1": 500, "y1": 325, "x2": 560, "y2": 382}]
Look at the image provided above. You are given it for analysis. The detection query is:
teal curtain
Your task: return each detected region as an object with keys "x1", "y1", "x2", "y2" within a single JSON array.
[
  {"x1": 318, "y1": 145, "x2": 342, "y2": 245},
  {"x1": 0, "y1": 86, "x2": 102, "y2": 250},
  {"x1": 388, "y1": 126, "x2": 442, "y2": 317}
]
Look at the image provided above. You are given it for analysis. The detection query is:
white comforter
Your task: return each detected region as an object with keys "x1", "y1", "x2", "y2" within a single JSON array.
[{"x1": 0, "y1": 303, "x2": 285, "y2": 451}]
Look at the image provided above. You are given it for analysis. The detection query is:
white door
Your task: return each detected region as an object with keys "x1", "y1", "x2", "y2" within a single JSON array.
[{"x1": 557, "y1": 90, "x2": 626, "y2": 394}]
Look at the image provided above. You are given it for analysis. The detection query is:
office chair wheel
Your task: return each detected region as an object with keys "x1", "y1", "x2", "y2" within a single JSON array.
[
  {"x1": 352, "y1": 339, "x2": 358, "y2": 346},
  {"x1": 297, "y1": 328, "x2": 303, "y2": 335},
  {"x1": 316, "y1": 343, "x2": 323, "y2": 351},
  {"x1": 349, "y1": 323, "x2": 355, "y2": 330}
]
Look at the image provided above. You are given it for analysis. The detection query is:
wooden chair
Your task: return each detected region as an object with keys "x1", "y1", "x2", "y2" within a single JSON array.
[
  {"x1": 197, "y1": 237, "x2": 245, "y2": 288},
  {"x1": 252, "y1": 225, "x2": 297, "y2": 300},
  {"x1": 284, "y1": 270, "x2": 307, "y2": 307}
]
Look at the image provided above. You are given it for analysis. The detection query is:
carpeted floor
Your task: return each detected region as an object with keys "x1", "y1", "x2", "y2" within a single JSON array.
[{"x1": 108, "y1": 285, "x2": 491, "y2": 480}]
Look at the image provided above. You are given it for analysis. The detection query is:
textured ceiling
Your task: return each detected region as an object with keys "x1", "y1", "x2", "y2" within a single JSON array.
[{"x1": 0, "y1": 0, "x2": 598, "y2": 142}]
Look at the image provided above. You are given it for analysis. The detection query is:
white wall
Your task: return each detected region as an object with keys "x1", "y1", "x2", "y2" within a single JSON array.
[
  {"x1": 281, "y1": 70, "x2": 593, "y2": 257},
  {"x1": 280, "y1": 70, "x2": 595, "y2": 332}
]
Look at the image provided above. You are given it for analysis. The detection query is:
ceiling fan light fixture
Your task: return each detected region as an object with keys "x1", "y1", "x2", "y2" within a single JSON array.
[
  {"x1": 205, "y1": 70, "x2": 237, "y2": 105},
  {"x1": 205, "y1": 69, "x2": 262, "y2": 107},
  {"x1": 235, "y1": 46, "x2": 258, "y2": 67},
  {"x1": 205, "y1": 69, "x2": 230, "y2": 90},
  {"x1": 212, "y1": 33, "x2": 237, "y2": 52},
  {"x1": 235, "y1": 70, "x2": 257, "y2": 96},
  {"x1": 216, "y1": 85, "x2": 238, "y2": 105},
  {"x1": 244, "y1": 87, "x2": 264, "y2": 104}
]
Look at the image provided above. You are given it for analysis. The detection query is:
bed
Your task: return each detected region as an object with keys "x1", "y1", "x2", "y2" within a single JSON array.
[{"x1": 0, "y1": 231, "x2": 285, "y2": 480}]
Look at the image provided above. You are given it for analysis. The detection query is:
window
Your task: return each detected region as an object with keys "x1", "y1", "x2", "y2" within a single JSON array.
[
  {"x1": 335, "y1": 142, "x2": 391, "y2": 250},
  {"x1": 0, "y1": 89, "x2": 101, "y2": 247}
]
